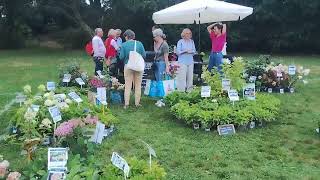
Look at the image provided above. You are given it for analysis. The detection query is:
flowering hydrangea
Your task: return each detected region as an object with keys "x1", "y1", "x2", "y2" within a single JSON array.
[
  {"x1": 54, "y1": 118, "x2": 84, "y2": 137},
  {"x1": 65, "y1": 98, "x2": 73, "y2": 104},
  {"x1": 84, "y1": 115, "x2": 98, "y2": 125},
  {"x1": 37, "y1": 84, "x2": 46, "y2": 93},
  {"x1": 7, "y1": 172, "x2": 21, "y2": 180},
  {"x1": 23, "y1": 85, "x2": 32, "y2": 94},
  {"x1": 89, "y1": 77, "x2": 104, "y2": 88},
  {"x1": 44, "y1": 99, "x2": 54, "y2": 107},
  {"x1": 40, "y1": 118, "x2": 52, "y2": 129},
  {"x1": 0, "y1": 160, "x2": 9, "y2": 178}
]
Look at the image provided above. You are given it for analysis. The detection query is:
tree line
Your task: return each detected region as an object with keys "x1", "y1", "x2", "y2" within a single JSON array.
[{"x1": 0, "y1": 0, "x2": 319, "y2": 53}]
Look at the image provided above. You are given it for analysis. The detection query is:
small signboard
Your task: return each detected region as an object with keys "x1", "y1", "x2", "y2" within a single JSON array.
[
  {"x1": 97, "y1": 87, "x2": 107, "y2": 105},
  {"x1": 243, "y1": 83, "x2": 256, "y2": 100},
  {"x1": 15, "y1": 93, "x2": 26, "y2": 105},
  {"x1": 47, "y1": 148, "x2": 68, "y2": 171},
  {"x1": 62, "y1": 74, "x2": 71, "y2": 83},
  {"x1": 201, "y1": 86, "x2": 211, "y2": 98},
  {"x1": 96, "y1": 70, "x2": 105, "y2": 79},
  {"x1": 68, "y1": 92, "x2": 83, "y2": 103},
  {"x1": 268, "y1": 88, "x2": 273, "y2": 93},
  {"x1": 288, "y1": 65, "x2": 296, "y2": 75},
  {"x1": 249, "y1": 76, "x2": 257, "y2": 83},
  {"x1": 48, "y1": 106, "x2": 62, "y2": 123},
  {"x1": 90, "y1": 121, "x2": 105, "y2": 144},
  {"x1": 217, "y1": 124, "x2": 236, "y2": 136},
  {"x1": 222, "y1": 79, "x2": 231, "y2": 91},
  {"x1": 228, "y1": 89, "x2": 239, "y2": 101},
  {"x1": 47, "y1": 82, "x2": 56, "y2": 91},
  {"x1": 75, "y1": 78, "x2": 85, "y2": 86},
  {"x1": 111, "y1": 152, "x2": 130, "y2": 178}
]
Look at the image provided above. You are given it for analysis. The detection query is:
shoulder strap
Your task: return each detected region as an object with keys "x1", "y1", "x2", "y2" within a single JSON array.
[{"x1": 134, "y1": 40, "x2": 137, "y2": 52}]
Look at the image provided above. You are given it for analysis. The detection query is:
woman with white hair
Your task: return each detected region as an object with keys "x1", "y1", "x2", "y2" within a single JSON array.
[
  {"x1": 153, "y1": 28, "x2": 169, "y2": 81},
  {"x1": 176, "y1": 28, "x2": 196, "y2": 92},
  {"x1": 105, "y1": 29, "x2": 119, "y2": 75}
]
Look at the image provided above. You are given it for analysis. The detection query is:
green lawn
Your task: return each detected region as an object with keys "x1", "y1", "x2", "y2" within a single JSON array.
[{"x1": 1, "y1": 49, "x2": 320, "y2": 179}]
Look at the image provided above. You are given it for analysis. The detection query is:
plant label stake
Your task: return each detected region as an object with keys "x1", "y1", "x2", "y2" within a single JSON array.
[
  {"x1": 75, "y1": 78, "x2": 85, "y2": 89},
  {"x1": 16, "y1": 93, "x2": 26, "y2": 107},
  {"x1": 222, "y1": 79, "x2": 231, "y2": 91},
  {"x1": 90, "y1": 121, "x2": 105, "y2": 144},
  {"x1": 243, "y1": 83, "x2": 256, "y2": 100},
  {"x1": 63, "y1": 74, "x2": 71, "y2": 86},
  {"x1": 140, "y1": 140, "x2": 157, "y2": 170},
  {"x1": 111, "y1": 152, "x2": 130, "y2": 180},
  {"x1": 47, "y1": 82, "x2": 56, "y2": 91},
  {"x1": 201, "y1": 86, "x2": 211, "y2": 98},
  {"x1": 217, "y1": 124, "x2": 236, "y2": 136},
  {"x1": 228, "y1": 89, "x2": 239, "y2": 106},
  {"x1": 288, "y1": 65, "x2": 296, "y2": 75},
  {"x1": 268, "y1": 88, "x2": 272, "y2": 93}
]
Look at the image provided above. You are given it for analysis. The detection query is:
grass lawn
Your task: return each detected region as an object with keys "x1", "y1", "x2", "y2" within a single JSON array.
[{"x1": 0, "y1": 49, "x2": 320, "y2": 179}]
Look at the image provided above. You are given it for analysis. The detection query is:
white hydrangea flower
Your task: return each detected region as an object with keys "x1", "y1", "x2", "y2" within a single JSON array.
[
  {"x1": 298, "y1": 76, "x2": 303, "y2": 80},
  {"x1": 65, "y1": 98, "x2": 73, "y2": 104},
  {"x1": 37, "y1": 84, "x2": 46, "y2": 93},
  {"x1": 40, "y1": 118, "x2": 52, "y2": 128},
  {"x1": 23, "y1": 85, "x2": 32, "y2": 94},
  {"x1": 44, "y1": 99, "x2": 54, "y2": 107},
  {"x1": 302, "y1": 69, "x2": 310, "y2": 76}
]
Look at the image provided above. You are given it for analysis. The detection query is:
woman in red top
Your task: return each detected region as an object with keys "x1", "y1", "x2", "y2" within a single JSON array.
[
  {"x1": 105, "y1": 29, "x2": 120, "y2": 76},
  {"x1": 207, "y1": 23, "x2": 227, "y2": 73}
]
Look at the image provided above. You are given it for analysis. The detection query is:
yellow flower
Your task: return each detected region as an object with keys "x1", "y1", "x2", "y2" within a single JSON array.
[{"x1": 23, "y1": 85, "x2": 32, "y2": 94}]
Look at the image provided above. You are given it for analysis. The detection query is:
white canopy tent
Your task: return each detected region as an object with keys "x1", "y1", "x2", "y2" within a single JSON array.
[
  {"x1": 153, "y1": 0, "x2": 253, "y2": 24},
  {"x1": 152, "y1": 0, "x2": 253, "y2": 51}
]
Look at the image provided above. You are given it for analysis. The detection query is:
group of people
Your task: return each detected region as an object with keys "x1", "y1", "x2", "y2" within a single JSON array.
[{"x1": 91, "y1": 23, "x2": 227, "y2": 108}]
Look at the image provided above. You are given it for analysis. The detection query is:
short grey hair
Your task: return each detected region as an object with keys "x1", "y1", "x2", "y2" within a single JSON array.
[
  {"x1": 152, "y1": 28, "x2": 164, "y2": 38},
  {"x1": 108, "y1": 29, "x2": 116, "y2": 36},
  {"x1": 95, "y1": 28, "x2": 103, "y2": 35},
  {"x1": 115, "y1": 29, "x2": 122, "y2": 33},
  {"x1": 123, "y1": 29, "x2": 135, "y2": 39}
]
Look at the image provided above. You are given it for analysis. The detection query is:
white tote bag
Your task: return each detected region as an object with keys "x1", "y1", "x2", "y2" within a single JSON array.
[{"x1": 127, "y1": 41, "x2": 145, "y2": 72}]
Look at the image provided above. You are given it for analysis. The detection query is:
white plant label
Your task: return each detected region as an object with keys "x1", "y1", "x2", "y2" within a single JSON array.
[
  {"x1": 201, "y1": 86, "x2": 211, "y2": 98},
  {"x1": 97, "y1": 87, "x2": 107, "y2": 105},
  {"x1": 243, "y1": 83, "x2": 256, "y2": 100},
  {"x1": 90, "y1": 121, "x2": 105, "y2": 144},
  {"x1": 222, "y1": 79, "x2": 231, "y2": 91},
  {"x1": 96, "y1": 70, "x2": 105, "y2": 79},
  {"x1": 48, "y1": 106, "x2": 62, "y2": 123},
  {"x1": 62, "y1": 74, "x2": 71, "y2": 83},
  {"x1": 68, "y1": 92, "x2": 83, "y2": 103},
  {"x1": 111, "y1": 152, "x2": 130, "y2": 178},
  {"x1": 228, "y1": 89, "x2": 239, "y2": 101},
  {"x1": 75, "y1": 78, "x2": 85, "y2": 86},
  {"x1": 288, "y1": 65, "x2": 296, "y2": 75},
  {"x1": 47, "y1": 82, "x2": 56, "y2": 91},
  {"x1": 47, "y1": 148, "x2": 68, "y2": 171}
]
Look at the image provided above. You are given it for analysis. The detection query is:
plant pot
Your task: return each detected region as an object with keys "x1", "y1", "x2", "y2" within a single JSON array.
[
  {"x1": 248, "y1": 121, "x2": 256, "y2": 129},
  {"x1": 109, "y1": 90, "x2": 124, "y2": 104},
  {"x1": 267, "y1": 88, "x2": 273, "y2": 93},
  {"x1": 193, "y1": 122, "x2": 200, "y2": 130},
  {"x1": 279, "y1": 88, "x2": 284, "y2": 94},
  {"x1": 237, "y1": 124, "x2": 248, "y2": 132},
  {"x1": 42, "y1": 136, "x2": 53, "y2": 145},
  {"x1": 256, "y1": 120, "x2": 266, "y2": 128}
]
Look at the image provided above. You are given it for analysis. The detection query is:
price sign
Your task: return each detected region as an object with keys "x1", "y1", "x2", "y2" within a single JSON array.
[
  {"x1": 47, "y1": 82, "x2": 56, "y2": 91},
  {"x1": 243, "y1": 83, "x2": 256, "y2": 100},
  {"x1": 97, "y1": 87, "x2": 107, "y2": 105},
  {"x1": 228, "y1": 89, "x2": 239, "y2": 101},
  {"x1": 90, "y1": 121, "x2": 105, "y2": 144},
  {"x1": 111, "y1": 152, "x2": 130, "y2": 178},
  {"x1": 288, "y1": 65, "x2": 296, "y2": 75},
  {"x1": 68, "y1": 92, "x2": 83, "y2": 103},
  {"x1": 201, "y1": 86, "x2": 211, "y2": 98},
  {"x1": 48, "y1": 106, "x2": 62, "y2": 123},
  {"x1": 62, "y1": 74, "x2": 71, "y2": 83},
  {"x1": 75, "y1": 78, "x2": 85, "y2": 86},
  {"x1": 217, "y1": 124, "x2": 236, "y2": 136},
  {"x1": 222, "y1": 79, "x2": 231, "y2": 91},
  {"x1": 47, "y1": 148, "x2": 68, "y2": 171}
]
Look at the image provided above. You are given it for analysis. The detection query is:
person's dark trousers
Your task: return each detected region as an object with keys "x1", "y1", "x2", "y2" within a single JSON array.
[{"x1": 93, "y1": 56, "x2": 104, "y2": 75}]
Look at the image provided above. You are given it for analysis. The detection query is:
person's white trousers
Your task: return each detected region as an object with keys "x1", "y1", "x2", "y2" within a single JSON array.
[{"x1": 176, "y1": 63, "x2": 194, "y2": 92}]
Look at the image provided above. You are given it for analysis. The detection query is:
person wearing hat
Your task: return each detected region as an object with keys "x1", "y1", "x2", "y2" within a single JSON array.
[{"x1": 153, "y1": 28, "x2": 170, "y2": 81}]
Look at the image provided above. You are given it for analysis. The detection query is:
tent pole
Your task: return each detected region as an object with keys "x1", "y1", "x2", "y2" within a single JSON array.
[{"x1": 198, "y1": 12, "x2": 201, "y2": 53}]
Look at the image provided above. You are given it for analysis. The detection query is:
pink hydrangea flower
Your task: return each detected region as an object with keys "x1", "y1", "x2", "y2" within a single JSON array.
[
  {"x1": 84, "y1": 115, "x2": 98, "y2": 125},
  {"x1": 54, "y1": 118, "x2": 84, "y2": 137}
]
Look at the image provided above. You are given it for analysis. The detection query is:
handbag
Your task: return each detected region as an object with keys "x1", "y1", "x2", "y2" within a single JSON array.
[{"x1": 127, "y1": 41, "x2": 145, "y2": 72}]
